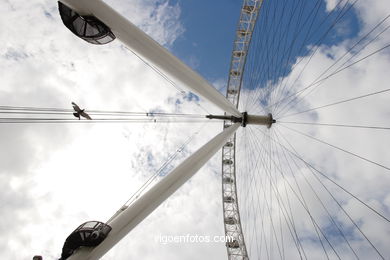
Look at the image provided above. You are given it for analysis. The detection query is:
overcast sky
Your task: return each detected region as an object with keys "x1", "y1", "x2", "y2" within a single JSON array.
[{"x1": 1, "y1": 0, "x2": 390, "y2": 259}]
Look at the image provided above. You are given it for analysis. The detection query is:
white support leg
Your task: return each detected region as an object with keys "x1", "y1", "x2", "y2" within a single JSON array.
[
  {"x1": 59, "y1": 0, "x2": 241, "y2": 117},
  {"x1": 68, "y1": 123, "x2": 240, "y2": 260}
]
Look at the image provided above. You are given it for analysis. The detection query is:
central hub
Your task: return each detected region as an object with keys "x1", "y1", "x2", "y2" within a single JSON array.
[
  {"x1": 241, "y1": 112, "x2": 275, "y2": 128},
  {"x1": 206, "y1": 112, "x2": 276, "y2": 128}
]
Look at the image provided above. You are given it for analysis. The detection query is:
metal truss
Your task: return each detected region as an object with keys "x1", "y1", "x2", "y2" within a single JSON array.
[{"x1": 222, "y1": 1, "x2": 264, "y2": 259}]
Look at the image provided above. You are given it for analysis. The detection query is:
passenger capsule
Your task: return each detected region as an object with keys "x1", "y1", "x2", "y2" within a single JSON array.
[
  {"x1": 225, "y1": 142, "x2": 234, "y2": 147},
  {"x1": 228, "y1": 89, "x2": 238, "y2": 95},
  {"x1": 230, "y1": 70, "x2": 241, "y2": 77},
  {"x1": 223, "y1": 196, "x2": 235, "y2": 203},
  {"x1": 223, "y1": 177, "x2": 234, "y2": 184},
  {"x1": 243, "y1": 5, "x2": 255, "y2": 13},
  {"x1": 224, "y1": 216, "x2": 237, "y2": 225},
  {"x1": 58, "y1": 2, "x2": 116, "y2": 45},
  {"x1": 233, "y1": 50, "x2": 245, "y2": 57},
  {"x1": 226, "y1": 240, "x2": 240, "y2": 248},
  {"x1": 223, "y1": 159, "x2": 233, "y2": 165},
  {"x1": 237, "y1": 29, "x2": 250, "y2": 37},
  {"x1": 59, "y1": 221, "x2": 112, "y2": 260}
]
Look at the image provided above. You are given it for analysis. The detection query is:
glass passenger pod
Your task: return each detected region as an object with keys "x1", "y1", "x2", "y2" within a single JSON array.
[
  {"x1": 233, "y1": 50, "x2": 246, "y2": 58},
  {"x1": 230, "y1": 70, "x2": 241, "y2": 77},
  {"x1": 59, "y1": 221, "x2": 112, "y2": 260},
  {"x1": 242, "y1": 5, "x2": 255, "y2": 14},
  {"x1": 58, "y1": 2, "x2": 115, "y2": 45},
  {"x1": 226, "y1": 239, "x2": 240, "y2": 248},
  {"x1": 228, "y1": 89, "x2": 238, "y2": 95},
  {"x1": 224, "y1": 216, "x2": 237, "y2": 225},
  {"x1": 225, "y1": 141, "x2": 234, "y2": 147},
  {"x1": 223, "y1": 196, "x2": 235, "y2": 203},
  {"x1": 237, "y1": 29, "x2": 250, "y2": 37},
  {"x1": 223, "y1": 177, "x2": 234, "y2": 184},
  {"x1": 223, "y1": 159, "x2": 233, "y2": 165}
]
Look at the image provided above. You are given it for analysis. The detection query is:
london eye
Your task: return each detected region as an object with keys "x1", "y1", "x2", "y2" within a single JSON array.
[{"x1": 1, "y1": 0, "x2": 390, "y2": 259}]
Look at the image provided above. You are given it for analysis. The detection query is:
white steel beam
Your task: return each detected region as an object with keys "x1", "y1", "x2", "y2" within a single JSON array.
[
  {"x1": 68, "y1": 123, "x2": 240, "y2": 260},
  {"x1": 59, "y1": 0, "x2": 241, "y2": 117}
]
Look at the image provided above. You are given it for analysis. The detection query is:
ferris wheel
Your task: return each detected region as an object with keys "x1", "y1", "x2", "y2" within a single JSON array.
[
  {"x1": 24, "y1": 0, "x2": 390, "y2": 259},
  {"x1": 222, "y1": 0, "x2": 390, "y2": 259}
]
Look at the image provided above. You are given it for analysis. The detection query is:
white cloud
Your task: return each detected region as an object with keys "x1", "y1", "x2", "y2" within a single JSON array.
[{"x1": 105, "y1": 0, "x2": 185, "y2": 47}]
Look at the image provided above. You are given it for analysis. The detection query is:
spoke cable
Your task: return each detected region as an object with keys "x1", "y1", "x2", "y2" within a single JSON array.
[
  {"x1": 278, "y1": 88, "x2": 390, "y2": 119},
  {"x1": 272, "y1": 127, "x2": 387, "y2": 259},
  {"x1": 251, "y1": 126, "x2": 340, "y2": 259},
  {"x1": 273, "y1": 129, "x2": 360, "y2": 259},
  {"x1": 107, "y1": 122, "x2": 207, "y2": 222},
  {"x1": 268, "y1": 127, "x2": 390, "y2": 224},
  {"x1": 278, "y1": 121, "x2": 390, "y2": 130},
  {"x1": 279, "y1": 124, "x2": 390, "y2": 171}
]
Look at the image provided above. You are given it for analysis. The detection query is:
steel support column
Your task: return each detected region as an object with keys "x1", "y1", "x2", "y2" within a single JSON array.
[{"x1": 68, "y1": 123, "x2": 240, "y2": 260}]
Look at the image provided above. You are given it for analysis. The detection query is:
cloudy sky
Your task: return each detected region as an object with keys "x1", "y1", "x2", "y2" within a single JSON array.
[{"x1": 1, "y1": 0, "x2": 390, "y2": 259}]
